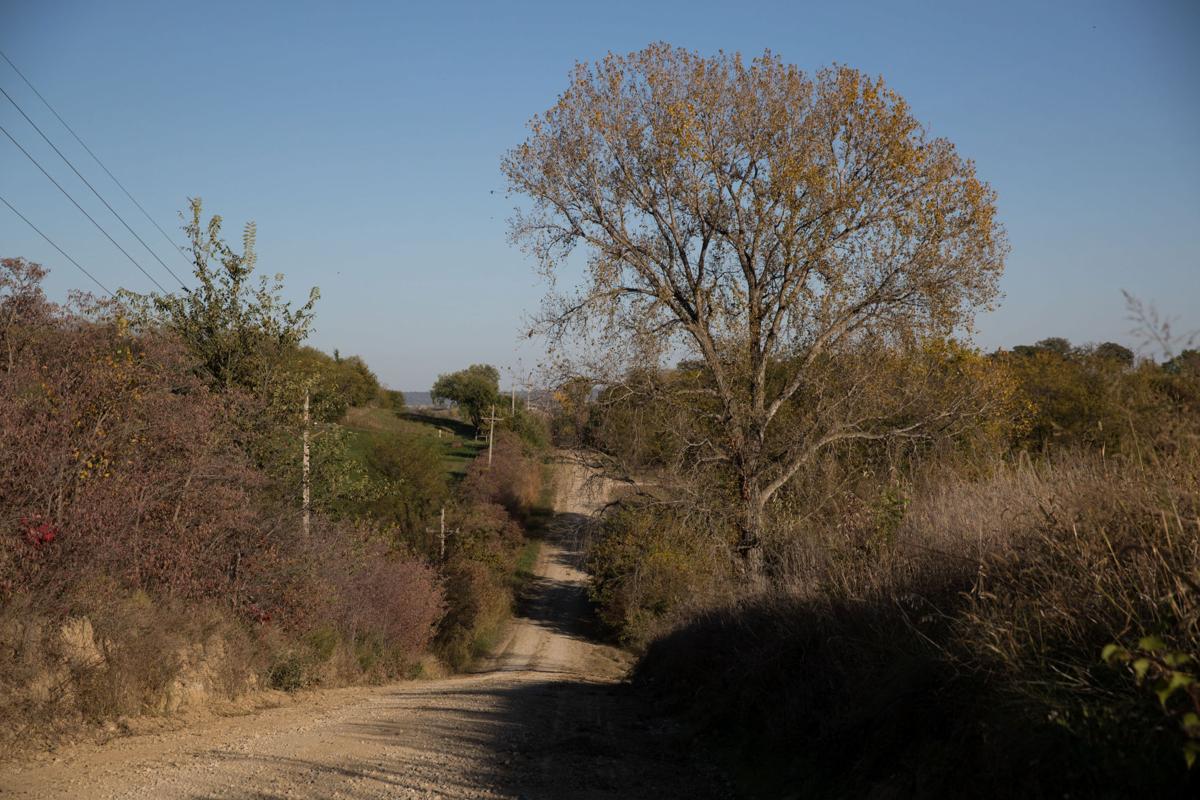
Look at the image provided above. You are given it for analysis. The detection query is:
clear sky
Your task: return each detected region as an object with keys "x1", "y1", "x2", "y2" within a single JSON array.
[{"x1": 2, "y1": 0, "x2": 1197, "y2": 389}]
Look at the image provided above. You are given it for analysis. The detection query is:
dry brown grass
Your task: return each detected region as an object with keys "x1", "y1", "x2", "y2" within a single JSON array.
[{"x1": 631, "y1": 446, "x2": 1200, "y2": 797}]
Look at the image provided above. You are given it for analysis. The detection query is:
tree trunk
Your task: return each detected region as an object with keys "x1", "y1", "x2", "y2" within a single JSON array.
[{"x1": 738, "y1": 478, "x2": 767, "y2": 582}]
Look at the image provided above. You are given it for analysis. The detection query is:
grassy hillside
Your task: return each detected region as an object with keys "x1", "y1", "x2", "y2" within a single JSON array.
[{"x1": 342, "y1": 406, "x2": 487, "y2": 480}]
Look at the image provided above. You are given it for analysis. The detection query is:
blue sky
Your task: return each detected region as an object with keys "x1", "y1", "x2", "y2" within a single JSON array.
[{"x1": 1, "y1": 0, "x2": 1197, "y2": 389}]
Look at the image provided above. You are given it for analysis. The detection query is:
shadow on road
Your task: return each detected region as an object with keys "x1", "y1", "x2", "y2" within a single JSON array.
[
  {"x1": 183, "y1": 677, "x2": 728, "y2": 800},
  {"x1": 509, "y1": 511, "x2": 609, "y2": 644},
  {"x1": 179, "y1": 504, "x2": 732, "y2": 800}
]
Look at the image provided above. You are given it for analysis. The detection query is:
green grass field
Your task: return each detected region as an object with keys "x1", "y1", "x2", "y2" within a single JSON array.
[{"x1": 341, "y1": 406, "x2": 487, "y2": 480}]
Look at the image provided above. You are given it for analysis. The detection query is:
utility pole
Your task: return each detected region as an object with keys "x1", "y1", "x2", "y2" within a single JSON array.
[
  {"x1": 508, "y1": 362, "x2": 524, "y2": 417},
  {"x1": 483, "y1": 403, "x2": 501, "y2": 468},
  {"x1": 302, "y1": 387, "x2": 311, "y2": 537}
]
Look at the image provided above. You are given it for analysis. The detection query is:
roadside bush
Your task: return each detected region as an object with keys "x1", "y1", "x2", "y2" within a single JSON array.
[
  {"x1": 362, "y1": 429, "x2": 449, "y2": 552},
  {"x1": 231, "y1": 520, "x2": 446, "y2": 689},
  {"x1": 0, "y1": 299, "x2": 265, "y2": 607},
  {"x1": 433, "y1": 500, "x2": 525, "y2": 670},
  {"x1": 328, "y1": 541, "x2": 445, "y2": 665},
  {"x1": 434, "y1": 558, "x2": 512, "y2": 671},
  {"x1": 0, "y1": 258, "x2": 448, "y2": 747},
  {"x1": 634, "y1": 447, "x2": 1200, "y2": 797},
  {"x1": 451, "y1": 501, "x2": 524, "y2": 567},
  {"x1": 506, "y1": 406, "x2": 550, "y2": 450},
  {"x1": 587, "y1": 503, "x2": 732, "y2": 646},
  {"x1": 384, "y1": 388, "x2": 406, "y2": 415},
  {"x1": 461, "y1": 431, "x2": 543, "y2": 520},
  {"x1": 433, "y1": 431, "x2": 548, "y2": 669}
]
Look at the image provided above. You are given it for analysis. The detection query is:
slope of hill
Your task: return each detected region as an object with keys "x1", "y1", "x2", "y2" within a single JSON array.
[{"x1": 342, "y1": 406, "x2": 486, "y2": 479}]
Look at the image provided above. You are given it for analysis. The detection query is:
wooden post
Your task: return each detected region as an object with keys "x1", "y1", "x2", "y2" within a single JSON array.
[
  {"x1": 302, "y1": 387, "x2": 311, "y2": 537},
  {"x1": 439, "y1": 506, "x2": 446, "y2": 561},
  {"x1": 511, "y1": 384, "x2": 516, "y2": 416},
  {"x1": 486, "y1": 403, "x2": 498, "y2": 468}
]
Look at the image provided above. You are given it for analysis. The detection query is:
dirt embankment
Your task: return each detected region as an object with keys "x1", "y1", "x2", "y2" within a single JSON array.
[{"x1": 0, "y1": 455, "x2": 730, "y2": 799}]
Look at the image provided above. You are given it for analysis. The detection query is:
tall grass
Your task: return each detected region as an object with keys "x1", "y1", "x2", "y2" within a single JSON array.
[{"x1": 630, "y1": 446, "x2": 1199, "y2": 797}]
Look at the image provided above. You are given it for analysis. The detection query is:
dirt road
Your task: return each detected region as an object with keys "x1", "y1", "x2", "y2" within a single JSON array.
[{"x1": 0, "y1": 457, "x2": 728, "y2": 799}]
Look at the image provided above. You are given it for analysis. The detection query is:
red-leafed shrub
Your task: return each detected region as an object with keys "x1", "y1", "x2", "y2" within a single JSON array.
[
  {"x1": 1, "y1": 257, "x2": 449, "y2": 746},
  {"x1": 337, "y1": 550, "x2": 444, "y2": 656},
  {"x1": 0, "y1": 323, "x2": 267, "y2": 608}
]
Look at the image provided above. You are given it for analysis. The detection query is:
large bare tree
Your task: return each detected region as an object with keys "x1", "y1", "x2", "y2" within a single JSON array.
[{"x1": 503, "y1": 44, "x2": 1006, "y2": 568}]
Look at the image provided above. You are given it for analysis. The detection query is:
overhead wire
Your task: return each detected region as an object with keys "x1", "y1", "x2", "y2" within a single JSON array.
[
  {"x1": 0, "y1": 192, "x2": 113, "y2": 296},
  {"x1": 0, "y1": 83, "x2": 187, "y2": 290},
  {"x1": 1, "y1": 122, "x2": 169, "y2": 293},
  {"x1": 0, "y1": 48, "x2": 190, "y2": 267}
]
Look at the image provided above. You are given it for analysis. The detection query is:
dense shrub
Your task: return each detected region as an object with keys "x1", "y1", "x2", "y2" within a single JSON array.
[
  {"x1": 434, "y1": 507, "x2": 519, "y2": 670},
  {"x1": 434, "y1": 559, "x2": 513, "y2": 671},
  {"x1": 587, "y1": 503, "x2": 732, "y2": 646},
  {"x1": 254, "y1": 528, "x2": 445, "y2": 689},
  {"x1": 433, "y1": 433, "x2": 546, "y2": 668},
  {"x1": 384, "y1": 388, "x2": 406, "y2": 415},
  {"x1": 285, "y1": 347, "x2": 382, "y2": 422},
  {"x1": 999, "y1": 339, "x2": 1199, "y2": 454},
  {"x1": 460, "y1": 431, "x2": 544, "y2": 520},
  {"x1": 506, "y1": 406, "x2": 550, "y2": 450},
  {"x1": 360, "y1": 428, "x2": 449, "y2": 549},
  {"x1": 0, "y1": 257, "x2": 447, "y2": 749},
  {"x1": 332, "y1": 543, "x2": 444, "y2": 658},
  {"x1": 0, "y1": 294, "x2": 263, "y2": 607}
]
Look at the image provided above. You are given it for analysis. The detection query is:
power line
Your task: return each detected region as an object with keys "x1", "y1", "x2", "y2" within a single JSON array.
[
  {"x1": 0, "y1": 48, "x2": 189, "y2": 267},
  {"x1": 1, "y1": 123, "x2": 168, "y2": 293},
  {"x1": 0, "y1": 193, "x2": 113, "y2": 296},
  {"x1": 0, "y1": 83, "x2": 187, "y2": 290}
]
